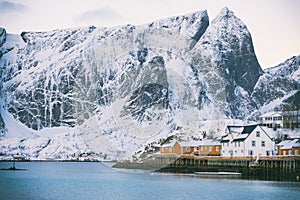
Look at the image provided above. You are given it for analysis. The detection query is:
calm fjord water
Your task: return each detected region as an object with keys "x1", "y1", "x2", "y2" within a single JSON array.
[{"x1": 0, "y1": 162, "x2": 299, "y2": 200}]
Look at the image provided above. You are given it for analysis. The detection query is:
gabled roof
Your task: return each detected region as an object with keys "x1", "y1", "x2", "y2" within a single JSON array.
[
  {"x1": 242, "y1": 125, "x2": 259, "y2": 134},
  {"x1": 260, "y1": 111, "x2": 282, "y2": 118},
  {"x1": 160, "y1": 140, "x2": 178, "y2": 148},
  {"x1": 227, "y1": 124, "x2": 258, "y2": 134},
  {"x1": 226, "y1": 124, "x2": 273, "y2": 142},
  {"x1": 227, "y1": 124, "x2": 259, "y2": 142},
  {"x1": 220, "y1": 135, "x2": 230, "y2": 143}
]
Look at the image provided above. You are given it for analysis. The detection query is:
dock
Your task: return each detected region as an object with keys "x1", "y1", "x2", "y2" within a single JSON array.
[{"x1": 153, "y1": 155, "x2": 300, "y2": 181}]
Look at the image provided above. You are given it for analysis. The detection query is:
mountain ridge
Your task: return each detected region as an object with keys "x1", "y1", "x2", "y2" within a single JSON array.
[{"x1": 0, "y1": 8, "x2": 299, "y2": 160}]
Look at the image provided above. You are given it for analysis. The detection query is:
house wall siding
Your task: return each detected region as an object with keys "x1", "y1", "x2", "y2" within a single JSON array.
[
  {"x1": 244, "y1": 126, "x2": 274, "y2": 156},
  {"x1": 199, "y1": 145, "x2": 221, "y2": 156},
  {"x1": 222, "y1": 126, "x2": 274, "y2": 157},
  {"x1": 182, "y1": 146, "x2": 196, "y2": 154},
  {"x1": 173, "y1": 142, "x2": 182, "y2": 155}
]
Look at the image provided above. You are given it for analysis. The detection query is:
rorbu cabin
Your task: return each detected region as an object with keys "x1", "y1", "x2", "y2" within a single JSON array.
[
  {"x1": 180, "y1": 141, "x2": 199, "y2": 155},
  {"x1": 159, "y1": 140, "x2": 182, "y2": 156},
  {"x1": 198, "y1": 140, "x2": 221, "y2": 156},
  {"x1": 158, "y1": 140, "x2": 200, "y2": 156},
  {"x1": 277, "y1": 139, "x2": 300, "y2": 156}
]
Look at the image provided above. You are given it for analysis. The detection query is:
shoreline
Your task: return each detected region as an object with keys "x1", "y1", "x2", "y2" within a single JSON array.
[{"x1": 1, "y1": 159, "x2": 300, "y2": 182}]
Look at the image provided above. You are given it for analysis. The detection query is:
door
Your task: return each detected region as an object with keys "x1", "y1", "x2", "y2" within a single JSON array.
[{"x1": 248, "y1": 150, "x2": 253, "y2": 156}]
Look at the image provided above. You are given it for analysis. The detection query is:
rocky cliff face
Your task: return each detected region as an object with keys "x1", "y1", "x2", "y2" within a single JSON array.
[
  {"x1": 189, "y1": 7, "x2": 263, "y2": 118},
  {"x1": 250, "y1": 56, "x2": 300, "y2": 119},
  {"x1": 0, "y1": 8, "x2": 299, "y2": 160}
]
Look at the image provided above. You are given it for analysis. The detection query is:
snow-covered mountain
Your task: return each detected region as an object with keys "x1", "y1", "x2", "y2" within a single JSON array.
[{"x1": 0, "y1": 7, "x2": 299, "y2": 160}]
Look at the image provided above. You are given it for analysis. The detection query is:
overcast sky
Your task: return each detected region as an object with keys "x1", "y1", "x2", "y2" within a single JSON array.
[{"x1": 0, "y1": 0, "x2": 299, "y2": 69}]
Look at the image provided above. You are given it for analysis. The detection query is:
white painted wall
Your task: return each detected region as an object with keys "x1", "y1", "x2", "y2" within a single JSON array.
[
  {"x1": 221, "y1": 126, "x2": 275, "y2": 157},
  {"x1": 244, "y1": 126, "x2": 275, "y2": 156}
]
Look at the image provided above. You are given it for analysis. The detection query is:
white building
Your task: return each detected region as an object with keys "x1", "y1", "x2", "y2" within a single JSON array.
[
  {"x1": 259, "y1": 112, "x2": 283, "y2": 129},
  {"x1": 221, "y1": 124, "x2": 275, "y2": 157},
  {"x1": 259, "y1": 110, "x2": 300, "y2": 129}
]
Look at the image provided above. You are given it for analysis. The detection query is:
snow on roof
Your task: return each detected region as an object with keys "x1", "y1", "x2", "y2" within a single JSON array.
[
  {"x1": 160, "y1": 140, "x2": 177, "y2": 148},
  {"x1": 259, "y1": 111, "x2": 282, "y2": 118},
  {"x1": 180, "y1": 140, "x2": 200, "y2": 147},
  {"x1": 226, "y1": 124, "x2": 274, "y2": 142},
  {"x1": 221, "y1": 135, "x2": 230, "y2": 142},
  {"x1": 277, "y1": 140, "x2": 291, "y2": 146},
  {"x1": 293, "y1": 140, "x2": 300, "y2": 148},
  {"x1": 260, "y1": 127, "x2": 276, "y2": 139},
  {"x1": 227, "y1": 124, "x2": 258, "y2": 134},
  {"x1": 279, "y1": 139, "x2": 300, "y2": 150},
  {"x1": 228, "y1": 126, "x2": 244, "y2": 133},
  {"x1": 199, "y1": 139, "x2": 221, "y2": 146}
]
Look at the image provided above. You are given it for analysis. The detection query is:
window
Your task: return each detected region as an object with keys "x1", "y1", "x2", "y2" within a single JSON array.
[
  {"x1": 209, "y1": 147, "x2": 212, "y2": 152},
  {"x1": 200, "y1": 147, "x2": 203, "y2": 151},
  {"x1": 273, "y1": 116, "x2": 283, "y2": 121},
  {"x1": 289, "y1": 150, "x2": 292, "y2": 155},
  {"x1": 235, "y1": 142, "x2": 237, "y2": 147},
  {"x1": 295, "y1": 150, "x2": 299, "y2": 155},
  {"x1": 216, "y1": 146, "x2": 219, "y2": 151},
  {"x1": 261, "y1": 141, "x2": 265, "y2": 147},
  {"x1": 256, "y1": 131, "x2": 260, "y2": 137},
  {"x1": 252, "y1": 141, "x2": 256, "y2": 147},
  {"x1": 162, "y1": 148, "x2": 164, "y2": 153},
  {"x1": 266, "y1": 151, "x2": 270, "y2": 156},
  {"x1": 186, "y1": 147, "x2": 190, "y2": 152},
  {"x1": 241, "y1": 150, "x2": 243, "y2": 153},
  {"x1": 238, "y1": 142, "x2": 240, "y2": 147}
]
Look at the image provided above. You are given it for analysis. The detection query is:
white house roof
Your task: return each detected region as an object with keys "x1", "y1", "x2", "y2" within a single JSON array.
[
  {"x1": 260, "y1": 111, "x2": 282, "y2": 118},
  {"x1": 260, "y1": 127, "x2": 275, "y2": 139},
  {"x1": 223, "y1": 124, "x2": 273, "y2": 142},
  {"x1": 278, "y1": 139, "x2": 300, "y2": 150}
]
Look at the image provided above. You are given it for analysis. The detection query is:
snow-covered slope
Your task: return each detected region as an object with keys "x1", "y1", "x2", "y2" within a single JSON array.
[
  {"x1": 0, "y1": 8, "x2": 299, "y2": 160},
  {"x1": 250, "y1": 55, "x2": 300, "y2": 119}
]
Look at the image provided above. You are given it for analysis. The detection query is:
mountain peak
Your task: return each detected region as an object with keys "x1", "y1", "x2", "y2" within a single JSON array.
[
  {"x1": 219, "y1": 7, "x2": 234, "y2": 17},
  {"x1": 193, "y1": 6, "x2": 262, "y2": 93},
  {"x1": 0, "y1": 8, "x2": 298, "y2": 160}
]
